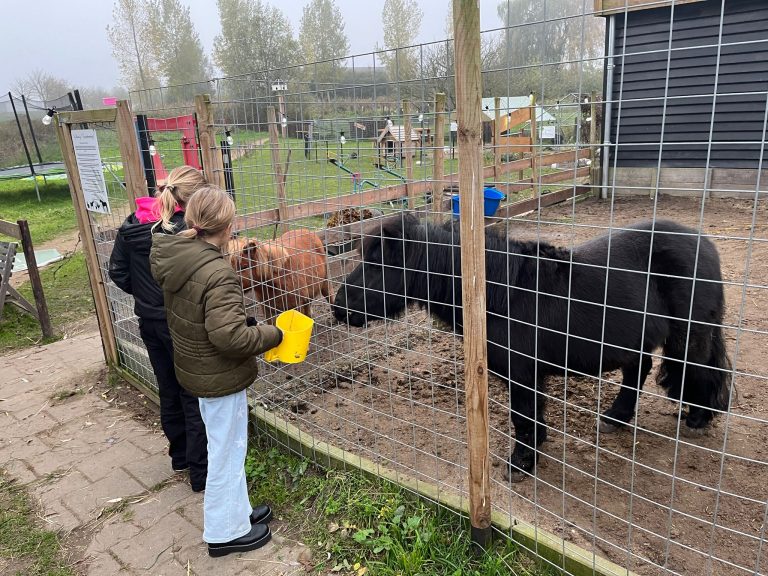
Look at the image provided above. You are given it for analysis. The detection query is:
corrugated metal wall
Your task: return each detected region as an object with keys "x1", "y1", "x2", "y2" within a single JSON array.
[{"x1": 610, "y1": 0, "x2": 768, "y2": 168}]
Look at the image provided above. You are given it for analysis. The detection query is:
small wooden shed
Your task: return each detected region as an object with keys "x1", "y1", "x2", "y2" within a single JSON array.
[{"x1": 375, "y1": 125, "x2": 420, "y2": 166}]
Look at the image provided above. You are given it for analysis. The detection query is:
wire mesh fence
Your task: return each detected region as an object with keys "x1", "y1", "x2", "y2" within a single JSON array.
[{"x1": 68, "y1": 1, "x2": 768, "y2": 575}]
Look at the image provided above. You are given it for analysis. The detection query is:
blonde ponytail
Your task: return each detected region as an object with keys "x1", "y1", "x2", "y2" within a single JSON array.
[
  {"x1": 178, "y1": 186, "x2": 235, "y2": 241},
  {"x1": 155, "y1": 165, "x2": 207, "y2": 232}
]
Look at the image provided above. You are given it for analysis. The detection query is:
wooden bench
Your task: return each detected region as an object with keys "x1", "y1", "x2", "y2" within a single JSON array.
[
  {"x1": 0, "y1": 219, "x2": 53, "y2": 338},
  {"x1": 0, "y1": 241, "x2": 38, "y2": 320}
]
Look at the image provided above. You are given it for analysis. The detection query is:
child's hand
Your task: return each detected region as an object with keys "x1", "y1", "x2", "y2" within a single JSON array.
[{"x1": 246, "y1": 316, "x2": 258, "y2": 327}]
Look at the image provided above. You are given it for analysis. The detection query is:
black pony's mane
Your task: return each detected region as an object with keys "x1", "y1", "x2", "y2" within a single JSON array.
[{"x1": 400, "y1": 217, "x2": 574, "y2": 290}]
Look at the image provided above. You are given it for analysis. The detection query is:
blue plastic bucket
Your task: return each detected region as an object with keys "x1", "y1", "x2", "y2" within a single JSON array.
[{"x1": 451, "y1": 187, "x2": 505, "y2": 217}]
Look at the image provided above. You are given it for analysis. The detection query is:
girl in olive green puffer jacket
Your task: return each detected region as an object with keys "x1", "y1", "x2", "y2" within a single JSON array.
[{"x1": 151, "y1": 186, "x2": 281, "y2": 557}]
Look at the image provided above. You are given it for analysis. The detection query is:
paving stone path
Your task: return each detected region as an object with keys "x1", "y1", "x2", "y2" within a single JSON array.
[{"x1": 1, "y1": 330, "x2": 311, "y2": 575}]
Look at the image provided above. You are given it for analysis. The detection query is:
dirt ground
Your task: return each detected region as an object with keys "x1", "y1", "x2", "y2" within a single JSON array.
[{"x1": 252, "y1": 195, "x2": 768, "y2": 576}]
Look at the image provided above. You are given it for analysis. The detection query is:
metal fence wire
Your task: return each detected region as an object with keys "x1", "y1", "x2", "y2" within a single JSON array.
[{"x1": 94, "y1": 1, "x2": 768, "y2": 574}]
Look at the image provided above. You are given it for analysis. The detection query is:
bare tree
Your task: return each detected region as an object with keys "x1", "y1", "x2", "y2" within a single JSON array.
[
  {"x1": 107, "y1": 0, "x2": 160, "y2": 91},
  {"x1": 78, "y1": 85, "x2": 129, "y2": 109},
  {"x1": 420, "y1": 7, "x2": 503, "y2": 108},
  {"x1": 496, "y1": 0, "x2": 604, "y2": 97},
  {"x1": 11, "y1": 70, "x2": 70, "y2": 101}
]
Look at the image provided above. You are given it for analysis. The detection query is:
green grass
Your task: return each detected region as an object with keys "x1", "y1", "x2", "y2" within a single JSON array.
[
  {"x1": 0, "y1": 471, "x2": 75, "y2": 576},
  {"x1": 0, "y1": 179, "x2": 78, "y2": 245},
  {"x1": 0, "y1": 252, "x2": 93, "y2": 353},
  {"x1": 229, "y1": 136, "x2": 574, "y2": 221},
  {"x1": 246, "y1": 441, "x2": 555, "y2": 576}
]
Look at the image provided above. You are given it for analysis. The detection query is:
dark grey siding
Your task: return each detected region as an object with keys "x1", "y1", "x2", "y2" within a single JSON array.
[{"x1": 609, "y1": 0, "x2": 768, "y2": 168}]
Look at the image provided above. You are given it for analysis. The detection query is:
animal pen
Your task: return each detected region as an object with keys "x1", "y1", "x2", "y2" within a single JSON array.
[{"x1": 54, "y1": 0, "x2": 768, "y2": 574}]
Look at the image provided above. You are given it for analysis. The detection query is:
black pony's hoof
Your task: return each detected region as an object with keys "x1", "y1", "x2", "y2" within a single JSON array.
[
  {"x1": 599, "y1": 420, "x2": 621, "y2": 434},
  {"x1": 599, "y1": 413, "x2": 629, "y2": 434},
  {"x1": 681, "y1": 424, "x2": 709, "y2": 438},
  {"x1": 503, "y1": 453, "x2": 535, "y2": 483},
  {"x1": 503, "y1": 465, "x2": 529, "y2": 483}
]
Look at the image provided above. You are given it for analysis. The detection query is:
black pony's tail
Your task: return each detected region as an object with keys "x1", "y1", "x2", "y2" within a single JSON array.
[{"x1": 658, "y1": 323, "x2": 734, "y2": 415}]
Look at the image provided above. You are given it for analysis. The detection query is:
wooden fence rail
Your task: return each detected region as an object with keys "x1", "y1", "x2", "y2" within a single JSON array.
[{"x1": 234, "y1": 147, "x2": 592, "y2": 232}]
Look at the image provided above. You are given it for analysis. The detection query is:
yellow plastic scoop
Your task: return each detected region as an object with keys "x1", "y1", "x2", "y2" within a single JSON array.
[{"x1": 263, "y1": 310, "x2": 314, "y2": 364}]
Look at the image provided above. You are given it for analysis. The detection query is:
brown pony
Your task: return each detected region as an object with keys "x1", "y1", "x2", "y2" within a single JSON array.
[{"x1": 228, "y1": 229, "x2": 333, "y2": 321}]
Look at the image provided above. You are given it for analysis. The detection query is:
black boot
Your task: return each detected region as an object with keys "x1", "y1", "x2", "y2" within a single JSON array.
[{"x1": 208, "y1": 524, "x2": 271, "y2": 558}]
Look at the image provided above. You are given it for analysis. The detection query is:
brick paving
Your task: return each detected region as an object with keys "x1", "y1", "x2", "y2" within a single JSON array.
[{"x1": 1, "y1": 330, "x2": 311, "y2": 575}]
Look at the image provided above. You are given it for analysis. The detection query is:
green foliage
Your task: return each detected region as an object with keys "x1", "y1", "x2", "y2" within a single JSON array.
[
  {"x1": 146, "y1": 0, "x2": 212, "y2": 87},
  {"x1": 213, "y1": 0, "x2": 299, "y2": 80},
  {"x1": 299, "y1": 0, "x2": 350, "y2": 84},
  {"x1": 106, "y1": 0, "x2": 161, "y2": 91},
  {"x1": 244, "y1": 439, "x2": 554, "y2": 576},
  {"x1": 377, "y1": 0, "x2": 424, "y2": 84},
  {"x1": 108, "y1": 0, "x2": 211, "y2": 92}
]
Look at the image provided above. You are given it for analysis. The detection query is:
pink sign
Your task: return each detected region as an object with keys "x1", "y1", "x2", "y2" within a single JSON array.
[{"x1": 102, "y1": 97, "x2": 117, "y2": 106}]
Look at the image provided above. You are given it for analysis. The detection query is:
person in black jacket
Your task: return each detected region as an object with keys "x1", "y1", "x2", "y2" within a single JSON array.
[{"x1": 109, "y1": 165, "x2": 209, "y2": 491}]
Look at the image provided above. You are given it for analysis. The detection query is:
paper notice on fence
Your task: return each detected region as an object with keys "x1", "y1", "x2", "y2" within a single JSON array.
[
  {"x1": 541, "y1": 125, "x2": 556, "y2": 140},
  {"x1": 72, "y1": 129, "x2": 111, "y2": 214}
]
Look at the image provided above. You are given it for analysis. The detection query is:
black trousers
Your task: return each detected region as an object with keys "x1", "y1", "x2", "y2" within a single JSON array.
[{"x1": 139, "y1": 318, "x2": 208, "y2": 489}]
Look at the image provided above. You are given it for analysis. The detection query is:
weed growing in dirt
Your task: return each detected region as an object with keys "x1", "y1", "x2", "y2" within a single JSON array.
[
  {"x1": 245, "y1": 442, "x2": 555, "y2": 576},
  {"x1": 0, "y1": 471, "x2": 75, "y2": 576}
]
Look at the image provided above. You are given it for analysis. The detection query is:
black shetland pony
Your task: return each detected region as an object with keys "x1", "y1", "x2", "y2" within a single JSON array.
[{"x1": 333, "y1": 214, "x2": 733, "y2": 481}]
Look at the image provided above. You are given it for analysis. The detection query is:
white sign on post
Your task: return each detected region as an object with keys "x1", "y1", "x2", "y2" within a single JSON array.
[
  {"x1": 541, "y1": 125, "x2": 556, "y2": 140},
  {"x1": 72, "y1": 129, "x2": 111, "y2": 214}
]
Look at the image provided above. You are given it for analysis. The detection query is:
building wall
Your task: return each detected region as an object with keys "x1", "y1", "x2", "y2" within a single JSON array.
[
  {"x1": 607, "y1": 166, "x2": 768, "y2": 198},
  {"x1": 608, "y1": 0, "x2": 768, "y2": 170}
]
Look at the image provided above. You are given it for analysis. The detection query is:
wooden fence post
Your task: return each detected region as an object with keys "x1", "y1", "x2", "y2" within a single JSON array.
[
  {"x1": 529, "y1": 94, "x2": 538, "y2": 198},
  {"x1": 453, "y1": 0, "x2": 491, "y2": 551},
  {"x1": 493, "y1": 96, "x2": 501, "y2": 182},
  {"x1": 17, "y1": 219, "x2": 53, "y2": 339},
  {"x1": 115, "y1": 100, "x2": 146, "y2": 203},
  {"x1": 267, "y1": 106, "x2": 289, "y2": 235},
  {"x1": 195, "y1": 94, "x2": 226, "y2": 189},
  {"x1": 54, "y1": 117, "x2": 119, "y2": 365},
  {"x1": 432, "y1": 93, "x2": 446, "y2": 216},
  {"x1": 403, "y1": 100, "x2": 415, "y2": 209},
  {"x1": 589, "y1": 90, "x2": 600, "y2": 196}
]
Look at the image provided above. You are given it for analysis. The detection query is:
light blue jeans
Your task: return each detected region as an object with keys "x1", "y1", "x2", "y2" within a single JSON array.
[{"x1": 198, "y1": 390, "x2": 253, "y2": 543}]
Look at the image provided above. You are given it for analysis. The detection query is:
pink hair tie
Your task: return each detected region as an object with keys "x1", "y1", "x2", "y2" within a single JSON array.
[{"x1": 193, "y1": 225, "x2": 204, "y2": 235}]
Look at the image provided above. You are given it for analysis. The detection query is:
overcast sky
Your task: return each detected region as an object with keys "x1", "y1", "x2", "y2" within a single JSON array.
[{"x1": 1, "y1": 0, "x2": 504, "y2": 93}]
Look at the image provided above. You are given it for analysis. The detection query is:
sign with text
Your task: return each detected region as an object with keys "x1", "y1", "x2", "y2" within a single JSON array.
[{"x1": 72, "y1": 129, "x2": 110, "y2": 214}]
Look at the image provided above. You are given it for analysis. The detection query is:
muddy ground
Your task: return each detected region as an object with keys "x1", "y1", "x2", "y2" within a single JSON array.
[{"x1": 251, "y1": 195, "x2": 768, "y2": 576}]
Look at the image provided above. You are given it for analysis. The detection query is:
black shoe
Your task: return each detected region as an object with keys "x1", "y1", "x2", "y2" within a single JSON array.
[
  {"x1": 250, "y1": 504, "x2": 273, "y2": 524},
  {"x1": 191, "y1": 482, "x2": 205, "y2": 493},
  {"x1": 208, "y1": 523, "x2": 271, "y2": 558},
  {"x1": 190, "y1": 469, "x2": 207, "y2": 493},
  {"x1": 172, "y1": 464, "x2": 189, "y2": 473}
]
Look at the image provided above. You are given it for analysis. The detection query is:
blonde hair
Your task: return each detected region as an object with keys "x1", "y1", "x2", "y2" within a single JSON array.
[
  {"x1": 155, "y1": 165, "x2": 207, "y2": 232},
  {"x1": 178, "y1": 186, "x2": 236, "y2": 241}
]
